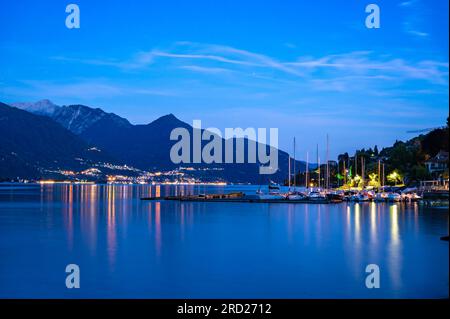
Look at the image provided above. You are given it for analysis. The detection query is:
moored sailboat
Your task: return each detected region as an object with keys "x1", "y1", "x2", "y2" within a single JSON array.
[
  {"x1": 308, "y1": 190, "x2": 327, "y2": 201},
  {"x1": 288, "y1": 191, "x2": 308, "y2": 200},
  {"x1": 387, "y1": 192, "x2": 401, "y2": 202},
  {"x1": 268, "y1": 180, "x2": 281, "y2": 190}
]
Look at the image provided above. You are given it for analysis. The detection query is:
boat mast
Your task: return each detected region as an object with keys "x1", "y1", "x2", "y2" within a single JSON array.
[
  {"x1": 288, "y1": 151, "x2": 291, "y2": 189},
  {"x1": 316, "y1": 144, "x2": 320, "y2": 189},
  {"x1": 318, "y1": 156, "x2": 321, "y2": 189},
  {"x1": 293, "y1": 137, "x2": 296, "y2": 189},
  {"x1": 378, "y1": 160, "x2": 381, "y2": 190},
  {"x1": 326, "y1": 134, "x2": 329, "y2": 190},
  {"x1": 361, "y1": 156, "x2": 365, "y2": 188},
  {"x1": 306, "y1": 151, "x2": 309, "y2": 189}
]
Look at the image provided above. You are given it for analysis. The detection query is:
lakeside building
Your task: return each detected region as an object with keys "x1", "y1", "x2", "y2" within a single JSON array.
[{"x1": 425, "y1": 150, "x2": 449, "y2": 177}]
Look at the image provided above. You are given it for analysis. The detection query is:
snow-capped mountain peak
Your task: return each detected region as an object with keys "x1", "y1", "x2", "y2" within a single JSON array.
[{"x1": 12, "y1": 99, "x2": 60, "y2": 116}]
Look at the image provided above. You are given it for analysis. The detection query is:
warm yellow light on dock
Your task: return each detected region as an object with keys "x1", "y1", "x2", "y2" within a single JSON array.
[{"x1": 39, "y1": 180, "x2": 55, "y2": 184}]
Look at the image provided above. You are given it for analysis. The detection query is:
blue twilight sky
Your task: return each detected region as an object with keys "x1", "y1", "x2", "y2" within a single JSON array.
[{"x1": 0, "y1": 0, "x2": 448, "y2": 160}]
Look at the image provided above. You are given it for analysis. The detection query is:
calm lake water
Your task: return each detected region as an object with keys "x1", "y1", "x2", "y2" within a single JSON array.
[{"x1": 0, "y1": 184, "x2": 448, "y2": 298}]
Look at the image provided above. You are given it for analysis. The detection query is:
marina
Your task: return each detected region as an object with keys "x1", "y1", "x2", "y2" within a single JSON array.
[
  {"x1": 140, "y1": 134, "x2": 449, "y2": 206},
  {"x1": 141, "y1": 182, "x2": 449, "y2": 205},
  {"x1": 140, "y1": 194, "x2": 446, "y2": 204}
]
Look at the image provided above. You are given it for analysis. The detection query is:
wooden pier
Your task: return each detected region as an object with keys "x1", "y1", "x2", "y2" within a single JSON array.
[{"x1": 141, "y1": 192, "x2": 331, "y2": 204}]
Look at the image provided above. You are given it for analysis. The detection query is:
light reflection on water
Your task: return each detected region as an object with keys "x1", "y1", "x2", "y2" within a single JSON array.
[
  {"x1": 0, "y1": 184, "x2": 448, "y2": 298},
  {"x1": 389, "y1": 204, "x2": 401, "y2": 291}
]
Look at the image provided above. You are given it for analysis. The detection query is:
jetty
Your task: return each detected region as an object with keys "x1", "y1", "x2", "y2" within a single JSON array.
[{"x1": 141, "y1": 192, "x2": 331, "y2": 204}]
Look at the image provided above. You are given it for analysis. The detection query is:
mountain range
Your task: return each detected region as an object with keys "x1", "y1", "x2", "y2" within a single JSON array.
[
  {"x1": 2, "y1": 100, "x2": 308, "y2": 183},
  {"x1": 0, "y1": 102, "x2": 115, "y2": 179}
]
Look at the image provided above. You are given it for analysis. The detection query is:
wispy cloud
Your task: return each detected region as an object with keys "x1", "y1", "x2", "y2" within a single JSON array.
[
  {"x1": 151, "y1": 50, "x2": 256, "y2": 67},
  {"x1": 54, "y1": 42, "x2": 306, "y2": 77},
  {"x1": 399, "y1": 0, "x2": 417, "y2": 7},
  {"x1": 179, "y1": 65, "x2": 235, "y2": 74},
  {"x1": 289, "y1": 51, "x2": 448, "y2": 87},
  {"x1": 54, "y1": 42, "x2": 448, "y2": 88},
  {"x1": 0, "y1": 79, "x2": 178, "y2": 100},
  {"x1": 399, "y1": 0, "x2": 429, "y2": 38},
  {"x1": 403, "y1": 22, "x2": 429, "y2": 37}
]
